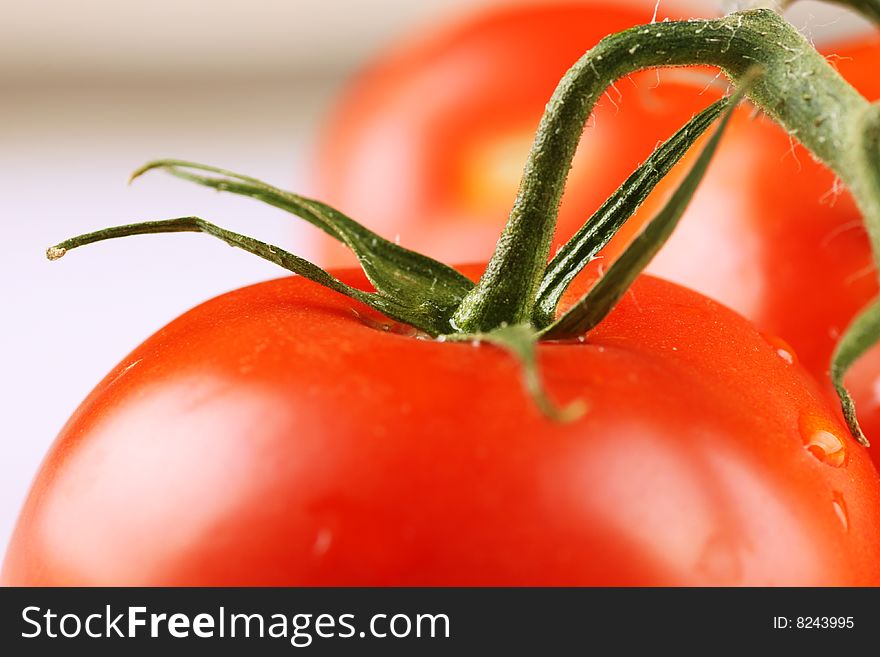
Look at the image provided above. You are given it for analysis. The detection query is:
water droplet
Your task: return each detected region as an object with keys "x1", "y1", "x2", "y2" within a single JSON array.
[
  {"x1": 761, "y1": 332, "x2": 798, "y2": 365},
  {"x1": 831, "y1": 492, "x2": 849, "y2": 532},
  {"x1": 799, "y1": 413, "x2": 847, "y2": 467},
  {"x1": 776, "y1": 348, "x2": 794, "y2": 365}
]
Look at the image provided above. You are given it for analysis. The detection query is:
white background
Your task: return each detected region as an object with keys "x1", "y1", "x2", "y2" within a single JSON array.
[{"x1": 0, "y1": 0, "x2": 871, "y2": 555}]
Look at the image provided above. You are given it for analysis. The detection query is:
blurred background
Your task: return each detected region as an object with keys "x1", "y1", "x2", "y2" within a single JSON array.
[{"x1": 0, "y1": 0, "x2": 872, "y2": 555}]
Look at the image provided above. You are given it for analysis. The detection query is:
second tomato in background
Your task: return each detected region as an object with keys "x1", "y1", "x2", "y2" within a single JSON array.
[{"x1": 314, "y1": 0, "x2": 880, "y2": 451}]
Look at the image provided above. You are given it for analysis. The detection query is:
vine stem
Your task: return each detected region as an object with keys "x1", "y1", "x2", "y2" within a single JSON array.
[
  {"x1": 451, "y1": 8, "x2": 878, "y2": 333},
  {"x1": 46, "y1": 7, "x2": 880, "y2": 438}
]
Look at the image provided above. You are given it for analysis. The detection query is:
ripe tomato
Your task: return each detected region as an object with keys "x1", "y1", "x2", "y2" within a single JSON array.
[
  {"x1": 316, "y1": 1, "x2": 704, "y2": 266},
  {"x1": 4, "y1": 266, "x2": 880, "y2": 585},
  {"x1": 314, "y1": 1, "x2": 880, "y2": 454}
]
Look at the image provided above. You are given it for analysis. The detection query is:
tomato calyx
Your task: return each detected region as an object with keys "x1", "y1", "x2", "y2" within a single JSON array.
[
  {"x1": 450, "y1": 8, "x2": 880, "y2": 443},
  {"x1": 47, "y1": 86, "x2": 744, "y2": 420},
  {"x1": 127, "y1": 161, "x2": 475, "y2": 337},
  {"x1": 47, "y1": 9, "x2": 880, "y2": 441},
  {"x1": 450, "y1": 8, "x2": 872, "y2": 335},
  {"x1": 533, "y1": 97, "x2": 731, "y2": 335}
]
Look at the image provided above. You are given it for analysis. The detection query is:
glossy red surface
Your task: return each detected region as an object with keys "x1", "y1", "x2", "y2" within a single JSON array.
[{"x1": 4, "y1": 267, "x2": 880, "y2": 585}]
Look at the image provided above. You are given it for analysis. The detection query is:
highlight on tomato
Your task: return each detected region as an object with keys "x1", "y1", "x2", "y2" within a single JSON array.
[
  {"x1": 313, "y1": 1, "x2": 880, "y2": 455},
  {"x1": 5, "y1": 7, "x2": 880, "y2": 586},
  {"x1": 4, "y1": 266, "x2": 879, "y2": 585}
]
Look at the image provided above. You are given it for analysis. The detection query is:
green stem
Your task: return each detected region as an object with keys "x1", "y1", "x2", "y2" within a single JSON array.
[
  {"x1": 452, "y1": 8, "x2": 876, "y2": 333},
  {"x1": 533, "y1": 98, "x2": 729, "y2": 328},
  {"x1": 47, "y1": 217, "x2": 452, "y2": 335},
  {"x1": 830, "y1": 103, "x2": 880, "y2": 444},
  {"x1": 541, "y1": 77, "x2": 752, "y2": 339},
  {"x1": 47, "y1": 8, "x2": 880, "y2": 433},
  {"x1": 448, "y1": 324, "x2": 586, "y2": 422}
]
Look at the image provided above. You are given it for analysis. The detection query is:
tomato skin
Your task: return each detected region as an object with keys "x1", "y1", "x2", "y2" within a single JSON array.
[
  {"x1": 316, "y1": 1, "x2": 705, "y2": 267},
  {"x1": 315, "y1": 2, "x2": 880, "y2": 454},
  {"x1": 4, "y1": 267, "x2": 880, "y2": 586}
]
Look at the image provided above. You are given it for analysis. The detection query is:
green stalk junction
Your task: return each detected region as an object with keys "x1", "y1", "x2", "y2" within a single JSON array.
[{"x1": 49, "y1": 7, "x2": 880, "y2": 444}]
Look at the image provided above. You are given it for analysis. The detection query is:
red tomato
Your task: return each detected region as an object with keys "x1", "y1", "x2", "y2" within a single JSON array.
[
  {"x1": 314, "y1": 2, "x2": 880, "y2": 456},
  {"x1": 316, "y1": 1, "x2": 705, "y2": 266},
  {"x1": 4, "y1": 266, "x2": 880, "y2": 585}
]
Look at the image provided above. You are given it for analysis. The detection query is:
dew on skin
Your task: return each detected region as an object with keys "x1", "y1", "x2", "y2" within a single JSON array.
[
  {"x1": 831, "y1": 492, "x2": 849, "y2": 532},
  {"x1": 760, "y1": 332, "x2": 798, "y2": 366},
  {"x1": 799, "y1": 413, "x2": 847, "y2": 467},
  {"x1": 775, "y1": 348, "x2": 794, "y2": 365}
]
